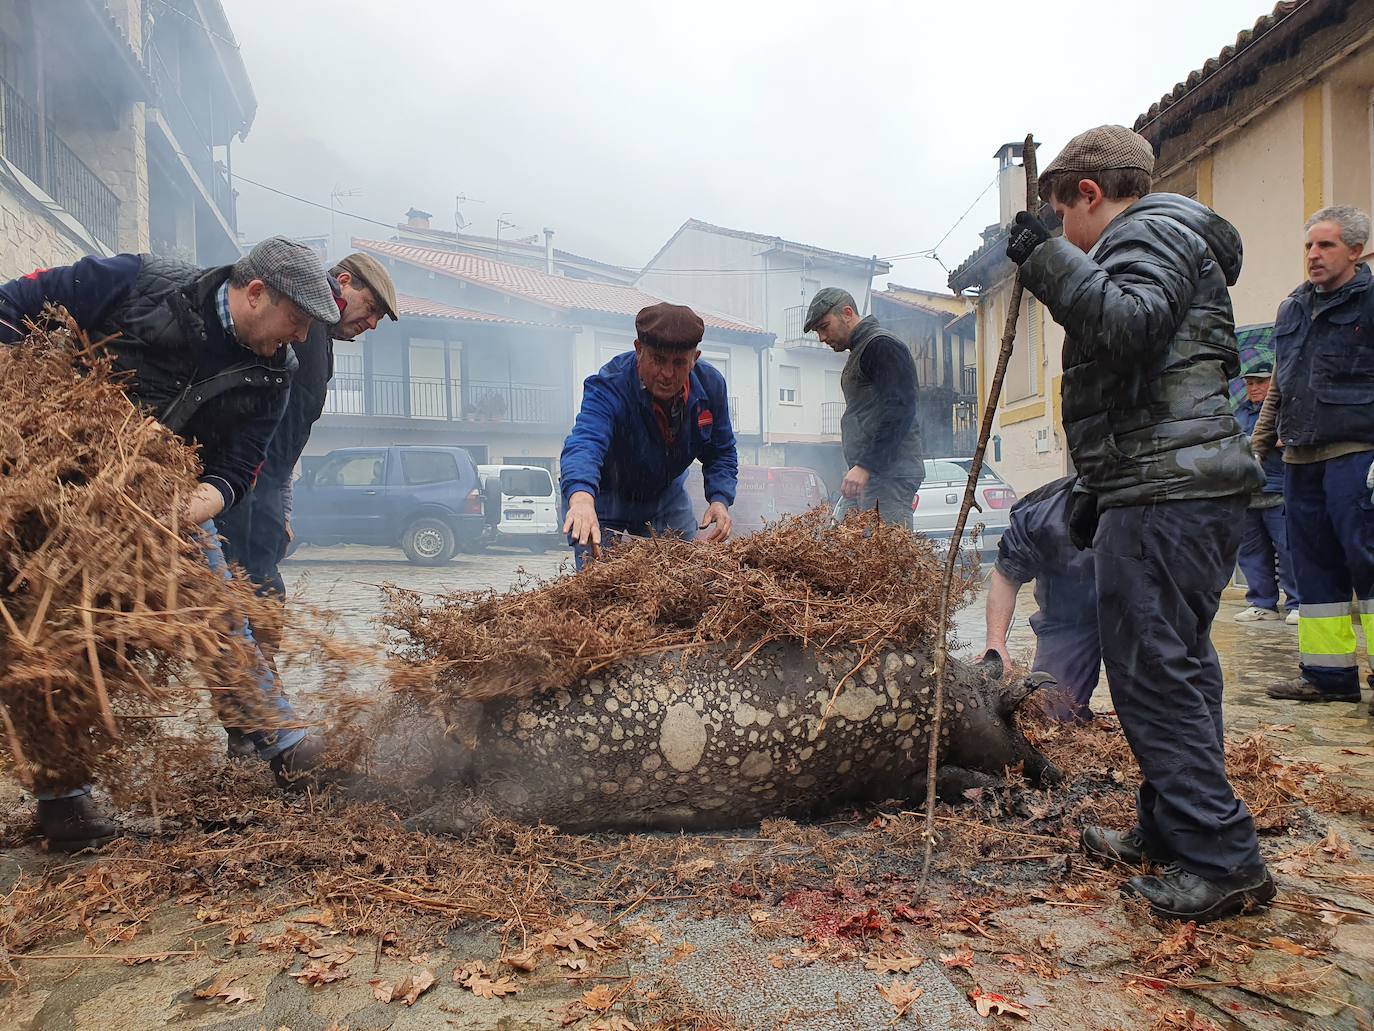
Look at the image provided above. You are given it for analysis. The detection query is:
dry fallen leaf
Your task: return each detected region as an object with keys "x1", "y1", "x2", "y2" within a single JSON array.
[
  {"x1": 543, "y1": 915, "x2": 605, "y2": 953},
  {"x1": 624, "y1": 920, "x2": 663, "y2": 945},
  {"x1": 767, "y1": 954, "x2": 786, "y2": 970},
  {"x1": 455, "y1": 960, "x2": 493, "y2": 982},
  {"x1": 194, "y1": 906, "x2": 225, "y2": 923},
  {"x1": 865, "y1": 954, "x2": 925, "y2": 974},
  {"x1": 294, "y1": 961, "x2": 352, "y2": 986},
  {"x1": 226, "y1": 926, "x2": 254, "y2": 947},
  {"x1": 1320, "y1": 828, "x2": 1352, "y2": 859},
  {"x1": 940, "y1": 947, "x2": 975, "y2": 970},
  {"x1": 293, "y1": 911, "x2": 336, "y2": 928},
  {"x1": 670, "y1": 857, "x2": 715, "y2": 883},
  {"x1": 588, "y1": 1017, "x2": 637, "y2": 1031},
  {"x1": 399, "y1": 969, "x2": 436, "y2": 1005},
  {"x1": 663, "y1": 942, "x2": 696, "y2": 967},
  {"x1": 369, "y1": 979, "x2": 394, "y2": 1002},
  {"x1": 121, "y1": 952, "x2": 173, "y2": 966},
  {"x1": 581, "y1": 984, "x2": 619, "y2": 1011},
  {"x1": 193, "y1": 972, "x2": 256, "y2": 1005},
  {"x1": 1266, "y1": 936, "x2": 1323, "y2": 958},
  {"x1": 559, "y1": 956, "x2": 589, "y2": 972},
  {"x1": 502, "y1": 947, "x2": 543, "y2": 972},
  {"x1": 970, "y1": 988, "x2": 1030, "y2": 1018},
  {"x1": 307, "y1": 946, "x2": 357, "y2": 967},
  {"x1": 466, "y1": 974, "x2": 520, "y2": 999},
  {"x1": 876, "y1": 979, "x2": 924, "y2": 1019}
]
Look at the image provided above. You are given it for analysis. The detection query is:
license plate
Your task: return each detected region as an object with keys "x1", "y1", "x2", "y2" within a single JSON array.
[{"x1": 506, "y1": 510, "x2": 533, "y2": 520}]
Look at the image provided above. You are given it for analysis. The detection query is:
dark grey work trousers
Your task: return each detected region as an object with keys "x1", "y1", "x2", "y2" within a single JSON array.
[{"x1": 1093, "y1": 495, "x2": 1263, "y2": 880}]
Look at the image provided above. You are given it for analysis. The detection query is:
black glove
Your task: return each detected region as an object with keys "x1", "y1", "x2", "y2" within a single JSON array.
[
  {"x1": 1006, "y1": 210, "x2": 1051, "y2": 265},
  {"x1": 1067, "y1": 492, "x2": 1099, "y2": 551}
]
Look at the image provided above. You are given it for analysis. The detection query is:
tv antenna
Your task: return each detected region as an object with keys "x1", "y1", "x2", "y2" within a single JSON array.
[{"x1": 455, "y1": 192, "x2": 483, "y2": 232}]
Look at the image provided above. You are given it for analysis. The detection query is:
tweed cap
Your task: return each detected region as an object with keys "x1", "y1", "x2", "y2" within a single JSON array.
[
  {"x1": 803, "y1": 287, "x2": 859, "y2": 333},
  {"x1": 1039, "y1": 125, "x2": 1156, "y2": 191},
  {"x1": 635, "y1": 302, "x2": 705, "y2": 350},
  {"x1": 245, "y1": 236, "x2": 338, "y2": 325},
  {"x1": 335, "y1": 252, "x2": 398, "y2": 321}
]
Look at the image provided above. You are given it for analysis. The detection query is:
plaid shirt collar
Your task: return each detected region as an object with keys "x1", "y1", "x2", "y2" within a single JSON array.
[{"x1": 215, "y1": 282, "x2": 236, "y2": 341}]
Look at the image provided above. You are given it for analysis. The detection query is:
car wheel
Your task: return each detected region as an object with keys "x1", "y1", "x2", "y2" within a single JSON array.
[
  {"x1": 401, "y1": 517, "x2": 456, "y2": 565},
  {"x1": 527, "y1": 539, "x2": 548, "y2": 554}
]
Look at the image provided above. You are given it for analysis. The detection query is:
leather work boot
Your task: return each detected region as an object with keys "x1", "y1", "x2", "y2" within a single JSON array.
[
  {"x1": 270, "y1": 735, "x2": 330, "y2": 790},
  {"x1": 1124, "y1": 864, "x2": 1276, "y2": 924},
  {"x1": 38, "y1": 792, "x2": 120, "y2": 852},
  {"x1": 1266, "y1": 677, "x2": 1360, "y2": 703},
  {"x1": 1081, "y1": 825, "x2": 1171, "y2": 867}
]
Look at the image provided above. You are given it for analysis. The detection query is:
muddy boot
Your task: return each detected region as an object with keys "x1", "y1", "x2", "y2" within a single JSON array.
[
  {"x1": 1081, "y1": 825, "x2": 1171, "y2": 867},
  {"x1": 1266, "y1": 677, "x2": 1360, "y2": 703},
  {"x1": 225, "y1": 728, "x2": 255, "y2": 760},
  {"x1": 38, "y1": 792, "x2": 120, "y2": 852},
  {"x1": 269, "y1": 735, "x2": 331, "y2": 790},
  {"x1": 1123, "y1": 864, "x2": 1275, "y2": 923}
]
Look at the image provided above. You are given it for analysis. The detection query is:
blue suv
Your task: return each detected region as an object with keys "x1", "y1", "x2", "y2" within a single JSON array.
[{"x1": 290, "y1": 446, "x2": 485, "y2": 565}]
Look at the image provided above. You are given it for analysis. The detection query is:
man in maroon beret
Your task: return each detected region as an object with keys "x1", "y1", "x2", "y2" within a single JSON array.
[{"x1": 560, "y1": 302, "x2": 738, "y2": 566}]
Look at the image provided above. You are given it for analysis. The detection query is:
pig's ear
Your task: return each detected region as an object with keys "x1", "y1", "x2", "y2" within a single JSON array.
[
  {"x1": 999, "y1": 671, "x2": 1057, "y2": 717},
  {"x1": 976, "y1": 649, "x2": 1004, "y2": 681}
]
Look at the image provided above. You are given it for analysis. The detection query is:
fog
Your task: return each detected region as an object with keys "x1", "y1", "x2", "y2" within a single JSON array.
[{"x1": 227, "y1": 0, "x2": 1272, "y2": 290}]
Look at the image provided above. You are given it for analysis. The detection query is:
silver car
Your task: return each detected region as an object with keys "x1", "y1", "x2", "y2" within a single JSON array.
[{"x1": 911, "y1": 458, "x2": 1018, "y2": 557}]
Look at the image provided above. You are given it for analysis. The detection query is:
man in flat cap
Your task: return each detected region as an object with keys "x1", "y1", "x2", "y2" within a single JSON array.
[
  {"x1": 1004, "y1": 124, "x2": 1274, "y2": 921},
  {"x1": 220, "y1": 251, "x2": 398, "y2": 602},
  {"x1": 0, "y1": 236, "x2": 339, "y2": 850},
  {"x1": 560, "y1": 301, "x2": 737, "y2": 566},
  {"x1": 804, "y1": 288, "x2": 923, "y2": 526}
]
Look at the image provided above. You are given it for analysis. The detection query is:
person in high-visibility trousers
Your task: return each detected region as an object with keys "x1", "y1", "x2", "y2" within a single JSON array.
[{"x1": 1253, "y1": 205, "x2": 1374, "y2": 712}]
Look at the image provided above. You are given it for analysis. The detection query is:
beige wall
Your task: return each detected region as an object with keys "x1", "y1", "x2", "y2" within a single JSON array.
[
  {"x1": 1207, "y1": 94, "x2": 1307, "y2": 326},
  {"x1": 0, "y1": 179, "x2": 87, "y2": 280}
]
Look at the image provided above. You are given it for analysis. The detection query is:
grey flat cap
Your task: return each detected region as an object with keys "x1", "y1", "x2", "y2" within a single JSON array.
[
  {"x1": 246, "y1": 236, "x2": 339, "y2": 324},
  {"x1": 803, "y1": 287, "x2": 858, "y2": 333}
]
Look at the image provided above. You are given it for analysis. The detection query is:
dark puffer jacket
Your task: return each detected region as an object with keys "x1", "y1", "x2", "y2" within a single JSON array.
[{"x1": 1019, "y1": 193, "x2": 1262, "y2": 508}]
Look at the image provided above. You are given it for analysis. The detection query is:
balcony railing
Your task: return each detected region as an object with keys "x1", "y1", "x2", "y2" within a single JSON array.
[
  {"x1": 821, "y1": 400, "x2": 844, "y2": 436},
  {"x1": 324, "y1": 373, "x2": 567, "y2": 425},
  {"x1": 782, "y1": 304, "x2": 825, "y2": 349},
  {"x1": 0, "y1": 76, "x2": 120, "y2": 249},
  {"x1": 959, "y1": 366, "x2": 978, "y2": 397}
]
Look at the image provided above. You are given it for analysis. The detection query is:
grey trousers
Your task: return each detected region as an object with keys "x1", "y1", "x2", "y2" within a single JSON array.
[{"x1": 832, "y1": 475, "x2": 921, "y2": 527}]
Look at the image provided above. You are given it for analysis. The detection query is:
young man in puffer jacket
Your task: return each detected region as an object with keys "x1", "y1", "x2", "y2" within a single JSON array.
[{"x1": 1004, "y1": 124, "x2": 1273, "y2": 923}]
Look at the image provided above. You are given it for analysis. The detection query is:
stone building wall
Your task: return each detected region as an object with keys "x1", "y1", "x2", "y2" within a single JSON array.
[{"x1": 0, "y1": 177, "x2": 88, "y2": 281}]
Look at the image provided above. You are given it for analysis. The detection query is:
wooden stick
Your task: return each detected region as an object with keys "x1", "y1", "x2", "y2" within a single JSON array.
[
  {"x1": 918, "y1": 133, "x2": 1037, "y2": 895},
  {"x1": 81, "y1": 569, "x2": 118, "y2": 737}
]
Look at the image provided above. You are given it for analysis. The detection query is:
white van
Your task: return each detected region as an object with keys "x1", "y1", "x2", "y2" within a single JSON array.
[{"x1": 476, "y1": 465, "x2": 561, "y2": 551}]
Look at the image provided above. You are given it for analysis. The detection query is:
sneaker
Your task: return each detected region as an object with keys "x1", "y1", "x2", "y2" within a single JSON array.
[
  {"x1": 1081, "y1": 825, "x2": 1171, "y2": 867},
  {"x1": 1285, "y1": 608, "x2": 1300, "y2": 625},
  {"x1": 1234, "y1": 606, "x2": 1281, "y2": 622},
  {"x1": 1123, "y1": 864, "x2": 1276, "y2": 923},
  {"x1": 1266, "y1": 677, "x2": 1361, "y2": 703},
  {"x1": 38, "y1": 792, "x2": 120, "y2": 852}
]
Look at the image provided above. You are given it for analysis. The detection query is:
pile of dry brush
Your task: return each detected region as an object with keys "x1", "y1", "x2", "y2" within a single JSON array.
[
  {"x1": 0, "y1": 311, "x2": 367, "y2": 802},
  {"x1": 386, "y1": 509, "x2": 980, "y2": 704}
]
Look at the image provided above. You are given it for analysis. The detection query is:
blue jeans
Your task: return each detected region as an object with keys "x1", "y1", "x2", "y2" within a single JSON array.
[
  {"x1": 1237, "y1": 502, "x2": 1299, "y2": 612},
  {"x1": 201, "y1": 519, "x2": 304, "y2": 759}
]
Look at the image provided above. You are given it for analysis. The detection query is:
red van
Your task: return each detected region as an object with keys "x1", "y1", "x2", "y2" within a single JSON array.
[{"x1": 683, "y1": 464, "x2": 830, "y2": 535}]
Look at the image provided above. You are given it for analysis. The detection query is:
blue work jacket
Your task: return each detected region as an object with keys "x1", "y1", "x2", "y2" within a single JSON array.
[{"x1": 560, "y1": 351, "x2": 737, "y2": 533}]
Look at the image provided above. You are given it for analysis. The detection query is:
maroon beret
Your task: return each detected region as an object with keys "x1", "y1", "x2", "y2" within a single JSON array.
[{"x1": 635, "y1": 302, "x2": 705, "y2": 351}]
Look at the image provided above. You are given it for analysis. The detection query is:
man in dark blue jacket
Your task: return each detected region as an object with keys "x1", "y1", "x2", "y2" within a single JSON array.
[
  {"x1": 1253, "y1": 205, "x2": 1374, "y2": 710},
  {"x1": 0, "y1": 237, "x2": 339, "y2": 850},
  {"x1": 561, "y1": 302, "x2": 737, "y2": 567},
  {"x1": 1231, "y1": 359, "x2": 1299, "y2": 624}
]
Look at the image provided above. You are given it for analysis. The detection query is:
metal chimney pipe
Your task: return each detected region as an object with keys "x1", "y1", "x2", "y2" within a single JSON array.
[{"x1": 543, "y1": 228, "x2": 555, "y2": 275}]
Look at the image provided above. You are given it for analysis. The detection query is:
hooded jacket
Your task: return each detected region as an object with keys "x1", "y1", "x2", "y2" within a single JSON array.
[{"x1": 1019, "y1": 193, "x2": 1262, "y2": 508}]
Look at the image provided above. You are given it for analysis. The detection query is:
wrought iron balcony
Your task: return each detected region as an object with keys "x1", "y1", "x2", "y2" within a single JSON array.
[
  {"x1": 0, "y1": 75, "x2": 120, "y2": 249},
  {"x1": 324, "y1": 373, "x2": 567, "y2": 425},
  {"x1": 821, "y1": 401, "x2": 844, "y2": 437},
  {"x1": 782, "y1": 305, "x2": 825, "y2": 349}
]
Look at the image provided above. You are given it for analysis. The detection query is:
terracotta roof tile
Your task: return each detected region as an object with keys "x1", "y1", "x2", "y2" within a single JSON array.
[
  {"x1": 356, "y1": 238, "x2": 769, "y2": 337},
  {"x1": 395, "y1": 294, "x2": 562, "y2": 328}
]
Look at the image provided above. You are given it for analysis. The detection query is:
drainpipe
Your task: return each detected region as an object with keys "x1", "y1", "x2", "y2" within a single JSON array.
[{"x1": 543, "y1": 227, "x2": 555, "y2": 275}]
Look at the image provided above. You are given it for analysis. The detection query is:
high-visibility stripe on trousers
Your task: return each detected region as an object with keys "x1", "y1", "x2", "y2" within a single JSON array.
[{"x1": 1284, "y1": 452, "x2": 1374, "y2": 694}]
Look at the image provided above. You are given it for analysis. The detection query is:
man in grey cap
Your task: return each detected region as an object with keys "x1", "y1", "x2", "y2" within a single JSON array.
[
  {"x1": 804, "y1": 287, "x2": 923, "y2": 526},
  {"x1": 1004, "y1": 123, "x2": 1273, "y2": 923},
  {"x1": 0, "y1": 236, "x2": 340, "y2": 850},
  {"x1": 220, "y1": 251, "x2": 399, "y2": 604}
]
